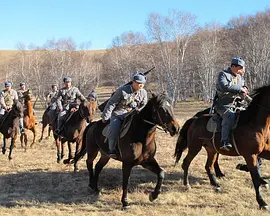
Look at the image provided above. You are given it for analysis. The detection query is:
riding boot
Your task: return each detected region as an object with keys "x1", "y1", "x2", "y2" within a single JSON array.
[
  {"x1": 54, "y1": 117, "x2": 63, "y2": 136},
  {"x1": 108, "y1": 139, "x2": 117, "y2": 158},
  {"x1": 19, "y1": 118, "x2": 25, "y2": 134},
  {"x1": 220, "y1": 140, "x2": 232, "y2": 151}
]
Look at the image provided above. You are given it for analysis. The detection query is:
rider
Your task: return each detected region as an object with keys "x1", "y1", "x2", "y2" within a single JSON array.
[
  {"x1": 101, "y1": 72, "x2": 148, "y2": 158},
  {"x1": 0, "y1": 81, "x2": 25, "y2": 133},
  {"x1": 54, "y1": 77, "x2": 86, "y2": 136},
  {"x1": 46, "y1": 84, "x2": 58, "y2": 107},
  {"x1": 17, "y1": 82, "x2": 27, "y2": 104},
  {"x1": 87, "y1": 89, "x2": 98, "y2": 102},
  {"x1": 215, "y1": 57, "x2": 248, "y2": 151}
]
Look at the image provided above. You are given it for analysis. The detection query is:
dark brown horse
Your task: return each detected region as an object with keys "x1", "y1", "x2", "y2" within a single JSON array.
[
  {"x1": 39, "y1": 107, "x2": 53, "y2": 142},
  {"x1": 174, "y1": 107, "x2": 225, "y2": 178},
  {"x1": 20, "y1": 89, "x2": 37, "y2": 150},
  {"x1": 73, "y1": 93, "x2": 180, "y2": 209},
  {"x1": 174, "y1": 85, "x2": 270, "y2": 210},
  {"x1": 53, "y1": 101, "x2": 94, "y2": 172},
  {"x1": 1, "y1": 101, "x2": 24, "y2": 160}
]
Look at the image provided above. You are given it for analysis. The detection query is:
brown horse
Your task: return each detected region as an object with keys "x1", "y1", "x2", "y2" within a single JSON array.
[
  {"x1": 39, "y1": 107, "x2": 53, "y2": 142},
  {"x1": 1, "y1": 101, "x2": 24, "y2": 160},
  {"x1": 73, "y1": 93, "x2": 180, "y2": 209},
  {"x1": 174, "y1": 85, "x2": 270, "y2": 210},
  {"x1": 53, "y1": 101, "x2": 94, "y2": 172},
  {"x1": 20, "y1": 89, "x2": 37, "y2": 150}
]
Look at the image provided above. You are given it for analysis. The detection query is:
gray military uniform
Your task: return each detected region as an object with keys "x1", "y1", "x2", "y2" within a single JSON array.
[
  {"x1": 215, "y1": 67, "x2": 245, "y2": 142},
  {"x1": 102, "y1": 84, "x2": 148, "y2": 144},
  {"x1": 0, "y1": 89, "x2": 19, "y2": 115},
  {"x1": 17, "y1": 89, "x2": 27, "y2": 104},
  {"x1": 55, "y1": 86, "x2": 86, "y2": 129}
]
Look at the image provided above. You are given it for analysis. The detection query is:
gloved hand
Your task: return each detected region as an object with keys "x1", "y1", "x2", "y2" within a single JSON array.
[
  {"x1": 129, "y1": 101, "x2": 137, "y2": 109},
  {"x1": 70, "y1": 107, "x2": 77, "y2": 112},
  {"x1": 102, "y1": 119, "x2": 108, "y2": 124}
]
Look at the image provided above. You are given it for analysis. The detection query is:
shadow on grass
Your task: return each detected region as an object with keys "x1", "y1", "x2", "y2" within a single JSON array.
[{"x1": 0, "y1": 166, "x2": 205, "y2": 208}]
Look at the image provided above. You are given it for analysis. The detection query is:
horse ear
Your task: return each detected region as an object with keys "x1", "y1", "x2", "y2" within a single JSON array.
[{"x1": 148, "y1": 89, "x2": 156, "y2": 98}]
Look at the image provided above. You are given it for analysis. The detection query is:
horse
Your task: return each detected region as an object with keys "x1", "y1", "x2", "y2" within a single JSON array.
[
  {"x1": 52, "y1": 100, "x2": 94, "y2": 172},
  {"x1": 73, "y1": 93, "x2": 180, "y2": 209},
  {"x1": 174, "y1": 107, "x2": 225, "y2": 178},
  {"x1": 20, "y1": 89, "x2": 37, "y2": 150},
  {"x1": 0, "y1": 101, "x2": 24, "y2": 160},
  {"x1": 39, "y1": 107, "x2": 53, "y2": 142},
  {"x1": 87, "y1": 97, "x2": 97, "y2": 117},
  {"x1": 174, "y1": 84, "x2": 270, "y2": 210}
]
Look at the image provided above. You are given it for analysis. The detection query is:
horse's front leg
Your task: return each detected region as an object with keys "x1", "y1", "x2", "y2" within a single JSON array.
[
  {"x1": 2, "y1": 137, "x2": 7, "y2": 155},
  {"x1": 8, "y1": 137, "x2": 15, "y2": 160},
  {"x1": 30, "y1": 126, "x2": 37, "y2": 147},
  {"x1": 245, "y1": 154, "x2": 269, "y2": 210},
  {"x1": 121, "y1": 162, "x2": 133, "y2": 210},
  {"x1": 63, "y1": 142, "x2": 73, "y2": 165},
  {"x1": 141, "y1": 158, "x2": 164, "y2": 202},
  {"x1": 55, "y1": 138, "x2": 62, "y2": 163}
]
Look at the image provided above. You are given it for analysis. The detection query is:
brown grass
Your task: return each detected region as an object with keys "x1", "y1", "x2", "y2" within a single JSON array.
[{"x1": 0, "y1": 105, "x2": 270, "y2": 216}]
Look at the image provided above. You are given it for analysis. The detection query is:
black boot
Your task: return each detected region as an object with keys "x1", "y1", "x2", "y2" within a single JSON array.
[
  {"x1": 108, "y1": 139, "x2": 117, "y2": 158},
  {"x1": 220, "y1": 140, "x2": 232, "y2": 151}
]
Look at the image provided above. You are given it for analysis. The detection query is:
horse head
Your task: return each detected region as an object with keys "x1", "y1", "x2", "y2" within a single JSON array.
[
  {"x1": 78, "y1": 100, "x2": 94, "y2": 123},
  {"x1": 145, "y1": 93, "x2": 180, "y2": 136},
  {"x1": 22, "y1": 89, "x2": 32, "y2": 102}
]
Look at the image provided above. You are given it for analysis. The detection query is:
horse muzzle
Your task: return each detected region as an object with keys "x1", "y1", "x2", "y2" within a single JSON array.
[{"x1": 167, "y1": 120, "x2": 180, "y2": 136}]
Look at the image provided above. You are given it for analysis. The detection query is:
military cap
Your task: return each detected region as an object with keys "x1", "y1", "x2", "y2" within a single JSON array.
[
  {"x1": 133, "y1": 73, "x2": 146, "y2": 84},
  {"x1": 4, "y1": 81, "x2": 12, "y2": 87},
  {"x1": 231, "y1": 57, "x2": 245, "y2": 67},
  {"x1": 63, "y1": 77, "x2": 72, "y2": 83},
  {"x1": 19, "y1": 82, "x2": 25, "y2": 86}
]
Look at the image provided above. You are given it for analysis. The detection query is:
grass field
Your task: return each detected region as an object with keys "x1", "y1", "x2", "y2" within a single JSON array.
[{"x1": 0, "y1": 92, "x2": 270, "y2": 216}]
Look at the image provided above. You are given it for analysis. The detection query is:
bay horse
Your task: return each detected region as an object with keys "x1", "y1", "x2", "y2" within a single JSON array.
[
  {"x1": 73, "y1": 93, "x2": 180, "y2": 209},
  {"x1": 0, "y1": 101, "x2": 24, "y2": 160},
  {"x1": 20, "y1": 89, "x2": 37, "y2": 150},
  {"x1": 174, "y1": 85, "x2": 270, "y2": 210},
  {"x1": 53, "y1": 100, "x2": 94, "y2": 172}
]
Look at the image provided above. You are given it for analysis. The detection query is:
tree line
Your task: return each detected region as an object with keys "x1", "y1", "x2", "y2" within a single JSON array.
[{"x1": 0, "y1": 8, "x2": 269, "y2": 106}]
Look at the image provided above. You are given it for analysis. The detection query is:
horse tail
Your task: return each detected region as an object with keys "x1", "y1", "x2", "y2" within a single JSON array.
[
  {"x1": 73, "y1": 122, "x2": 96, "y2": 163},
  {"x1": 174, "y1": 117, "x2": 197, "y2": 165}
]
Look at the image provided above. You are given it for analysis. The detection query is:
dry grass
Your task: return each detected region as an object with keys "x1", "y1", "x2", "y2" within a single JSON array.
[{"x1": 0, "y1": 107, "x2": 270, "y2": 216}]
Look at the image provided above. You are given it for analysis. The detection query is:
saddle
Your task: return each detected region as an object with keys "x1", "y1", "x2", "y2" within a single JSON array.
[
  {"x1": 102, "y1": 111, "x2": 136, "y2": 157},
  {"x1": 206, "y1": 113, "x2": 239, "y2": 133}
]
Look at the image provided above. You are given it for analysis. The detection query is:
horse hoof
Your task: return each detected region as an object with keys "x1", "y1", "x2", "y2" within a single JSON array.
[
  {"x1": 214, "y1": 186, "x2": 222, "y2": 193},
  {"x1": 121, "y1": 205, "x2": 130, "y2": 210},
  {"x1": 63, "y1": 159, "x2": 70, "y2": 164},
  {"x1": 74, "y1": 168, "x2": 79, "y2": 173},
  {"x1": 184, "y1": 184, "x2": 191, "y2": 191},
  {"x1": 260, "y1": 205, "x2": 269, "y2": 210},
  {"x1": 262, "y1": 184, "x2": 269, "y2": 190},
  {"x1": 38, "y1": 139, "x2": 42, "y2": 143},
  {"x1": 149, "y1": 192, "x2": 158, "y2": 202},
  {"x1": 2, "y1": 148, "x2": 6, "y2": 155}
]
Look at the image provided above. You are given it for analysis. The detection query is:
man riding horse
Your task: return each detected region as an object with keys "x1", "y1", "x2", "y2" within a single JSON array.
[
  {"x1": 54, "y1": 77, "x2": 87, "y2": 137},
  {"x1": 0, "y1": 81, "x2": 25, "y2": 133},
  {"x1": 215, "y1": 57, "x2": 248, "y2": 151},
  {"x1": 101, "y1": 72, "x2": 148, "y2": 158}
]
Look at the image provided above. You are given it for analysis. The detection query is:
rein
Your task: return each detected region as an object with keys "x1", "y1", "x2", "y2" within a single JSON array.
[{"x1": 256, "y1": 104, "x2": 270, "y2": 113}]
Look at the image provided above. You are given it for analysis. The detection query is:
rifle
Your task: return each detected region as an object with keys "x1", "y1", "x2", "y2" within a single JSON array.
[{"x1": 98, "y1": 67, "x2": 155, "y2": 112}]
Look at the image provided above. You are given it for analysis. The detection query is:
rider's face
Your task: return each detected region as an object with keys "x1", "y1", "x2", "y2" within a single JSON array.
[
  {"x1": 64, "y1": 82, "x2": 71, "y2": 88},
  {"x1": 132, "y1": 81, "x2": 145, "y2": 91}
]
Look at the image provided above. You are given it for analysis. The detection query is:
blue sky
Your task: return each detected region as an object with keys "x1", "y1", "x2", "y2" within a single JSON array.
[{"x1": 1, "y1": 0, "x2": 269, "y2": 50}]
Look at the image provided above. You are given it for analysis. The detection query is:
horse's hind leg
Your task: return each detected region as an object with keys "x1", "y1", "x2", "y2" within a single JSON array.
[
  {"x1": 30, "y1": 126, "x2": 37, "y2": 147},
  {"x1": 181, "y1": 143, "x2": 202, "y2": 188},
  {"x1": 214, "y1": 153, "x2": 225, "y2": 178},
  {"x1": 205, "y1": 149, "x2": 221, "y2": 190},
  {"x1": 8, "y1": 138, "x2": 15, "y2": 160},
  {"x1": 90, "y1": 154, "x2": 110, "y2": 193},
  {"x1": 121, "y1": 161, "x2": 133, "y2": 209},
  {"x1": 141, "y1": 157, "x2": 164, "y2": 202}
]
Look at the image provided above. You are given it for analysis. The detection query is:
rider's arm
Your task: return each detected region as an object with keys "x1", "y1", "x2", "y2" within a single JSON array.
[
  {"x1": 137, "y1": 89, "x2": 148, "y2": 112},
  {"x1": 101, "y1": 87, "x2": 122, "y2": 121},
  {"x1": 55, "y1": 90, "x2": 63, "y2": 111},
  {"x1": 76, "y1": 88, "x2": 87, "y2": 102},
  {"x1": 217, "y1": 71, "x2": 242, "y2": 93},
  {"x1": 0, "y1": 92, "x2": 7, "y2": 109}
]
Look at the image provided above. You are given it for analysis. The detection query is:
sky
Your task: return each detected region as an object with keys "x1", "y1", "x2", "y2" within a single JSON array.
[{"x1": 1, "y1": 0, "x2": 269, "y2": 50}]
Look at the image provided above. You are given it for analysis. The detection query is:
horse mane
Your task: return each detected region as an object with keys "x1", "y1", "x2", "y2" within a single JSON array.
[{"x1": 239, "y1": 84, "x2": 270, "y2": 125}]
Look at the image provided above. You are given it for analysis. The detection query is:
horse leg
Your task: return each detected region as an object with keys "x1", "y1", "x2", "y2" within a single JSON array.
[
  {"x1": 23, "y1": 130, "x2": 28, "y2": 152},
  {"x1": 63, "y1": 142, "x2": 73, "y2": 165},
  {"x1": 205, "y1": 149, "x2": 221, "y2": 191},
  {"x1": 91, "y1": 154, "x2": 110, "y2": 193},
  {"x1": 48, "y1": 125, "x2": 52, "y2": 138},
  {"x1": 141, "y1": 158, "x2": 164, "y2": 202},
  {"x1": 61, "y1": 141, "x2": 65, "y2": 159},
  {"x1": 2, "y1": 137, "x2": 6, "y2": 155},
  {"x1": 121, "y1": 162, "x2": 133, "y2": 209},
  {"x1": 55, "y1": 138, "x2": 62, "y2": 163},
  {"x1": 181, "y1": 144, "x2": 202, "y2": 189},
  {"x1": 244, "y1": 155, "x2": 268, "y2": 210},
  {"x1": 39, "y1": 124, "x2": 46, "y2": 142},
  {"x1": 8, "y1": 138, "x2": 15, "y2": 160},
  {"x1": 30, "y1": 126, "x2": 37, "y2": 148},
  {"x1": 73, "y1": 140, "x2": 82, "y2": 172},
  {"x1": 214, "y1": 153, "x2": 225, "y2": 178},
  {"x1": 86, "y1": 150, "x2": 99, "y2": 190}
]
